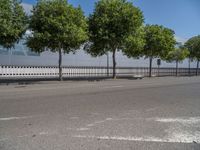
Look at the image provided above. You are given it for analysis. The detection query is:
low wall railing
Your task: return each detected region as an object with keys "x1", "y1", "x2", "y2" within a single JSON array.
[{"x1": 0, "y1": 65, "x2": 199, "y2": 79}]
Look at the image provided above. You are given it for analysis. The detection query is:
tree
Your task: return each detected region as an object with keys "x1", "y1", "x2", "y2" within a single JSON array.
[
  {"x1": 0, "y1": 0, "x2": 27, "y2": 48},
  {"x1": 143, "y1": 25, "x2": 176, "y2": 77},
  {"x1": 26, "y1": 0, "x2": 88, "y2": 81},
  {"x1": 86, "y1": 0, "x2": 145, "y2": 79},
  {"x1": 185, "y1": 35, "x2": 200, "y2": 76},
  {"x1": 166, "y1": 45, "x2": 189, "y2": 76}
]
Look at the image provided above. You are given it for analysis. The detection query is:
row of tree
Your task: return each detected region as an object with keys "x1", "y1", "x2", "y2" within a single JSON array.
[{"x1": 0, "y1": 0, "x2": 200, "y2": 80}]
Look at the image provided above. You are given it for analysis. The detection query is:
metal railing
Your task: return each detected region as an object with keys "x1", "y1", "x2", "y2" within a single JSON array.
[{"x1": 0, "y1": 65, "x2": 199, "y2": 79}]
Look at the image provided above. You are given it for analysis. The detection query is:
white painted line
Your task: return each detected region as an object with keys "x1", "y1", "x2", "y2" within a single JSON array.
[
  {"x1": 154, "y1": 117, "x2": 200, "y2": 124},
  {"x1": 0, "y1": 116, "x2": 32, "y2": 121},
  {"x1": 39, "y1": 132, "x2": 49, "y2": 135},
  {"x1": 87, "y1": 118, "x2": 113, "y2": 127},
  {"x1": 18, "y1": 135, "x2": 29, "y2": 138},
  {"x1": 169, "y1": 131, "x2": 200, "y2": 143},
  {"x1": 74, "y1": 135, "x2": 199, "y2": 144},
  {"x1": 146, "y1": 107, "x2": 159, "y2": 112},
  {"x1": 94, "y1": 120, "x2": 106, "y2": 124},
  {"x1": 76, "y1": 128, "x2": 90, "y2": 131},
  {"x1": 87, "y1": 124, "x2": 95, "y2": 127},
  {"x1": 104, "y1": 85, "x2": 124, "y2": 89},
  {"x1": 106, "y1": 118, "x2": 113, "y2": 121}
]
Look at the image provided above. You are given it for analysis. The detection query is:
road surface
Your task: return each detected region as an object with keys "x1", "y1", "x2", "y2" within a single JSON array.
[{"x1": 0, "y1": 77, "x2": 200, "y2": 150}]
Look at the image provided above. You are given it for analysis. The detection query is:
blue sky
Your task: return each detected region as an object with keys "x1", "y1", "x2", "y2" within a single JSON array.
[{"x1": 22, "y1": 0, "x2": 200, "y2": 42}]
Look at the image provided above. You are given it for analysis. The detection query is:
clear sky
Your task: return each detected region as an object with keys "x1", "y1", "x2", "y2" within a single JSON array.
[{"x1": 22, "y1": 0, "x2": 200, "y2": 42}]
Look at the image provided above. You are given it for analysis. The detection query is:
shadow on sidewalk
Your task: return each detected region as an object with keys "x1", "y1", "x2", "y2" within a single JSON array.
[{"x1": 0, "y1": 76, "x2": 141, "y2": 85}]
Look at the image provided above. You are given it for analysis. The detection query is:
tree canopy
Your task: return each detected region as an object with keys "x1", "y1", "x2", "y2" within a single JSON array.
[
  {"x1": 0, "y1": 0, "x2": 27, "y2": 48},
  {"x1": 86, "y1": 0, "x2": 145, "y2": 78},
  {"x1": 143, "y1": 25, "x2": 176, "y2": 59},
  {"x1": 166, "y1": 45, "x2": 189, "y2": 76},
  {"x1": 143, "y1": 24, "x2": 176, "y2": 77},
  {"x1": 166, "y1": 46, "x2": 189, "y2": 63},
  {"x1": 26, "y1": 0, "x2": 88, "y2": 80},
  {"x1": 185, "y1": 35, "x2": 200, "y2": 75},
  {"x1": 185, "y1": 35, "x2": 200, "y2": 61}
]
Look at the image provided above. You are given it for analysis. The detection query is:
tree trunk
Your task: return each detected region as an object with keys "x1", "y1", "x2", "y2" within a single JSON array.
[
  {"x1": 112, "y1": 49, "x2": 116, "y2": 79},
  {"x1": 188, "y1": 58, "x2": 191, "y2": 76},
  {"x1": 157, "y1": 65, "x2": 160, "y2": 77},
  {"x1": 58, "y1": 48, "x2": 63, "y2": 81},
  {"x1": 196, "y1": 60, "x2": 199, "y2": 76},
  {"x1": 149, "y1": 57, "x2": 153, "y2": 77},
  {"x1": 107, "y1": 52, "x2": 109, "y2": 77},
  {"x1": 176, "y1": 60, "x2": 178, "y2": 77}
]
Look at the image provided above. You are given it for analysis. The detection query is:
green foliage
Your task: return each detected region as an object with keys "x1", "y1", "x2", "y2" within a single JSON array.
[
  {"x1": 0, "y1": 0, "x2": 27, "y2": 48},
  {"x1": 143, "y1": 24, "x2": 176, "y2": 77},
  {"x1": 87, "y1": 0, "x2": 144, "y2": 54},
  {"x1": 26, "y1": 0, "x2": 88, "y2": 80},
  {"x1": 26, "y1": 0, "x2": 88, "y2": 53},
  {"x1": 123, "y1": 26, "x2": 145, "y2": 58},
  {"x1": 166, "y1": 46, "x2": 189, "y2": 63},
  {"x1": 143, "y1": 24, "x2": 176, "y2": 59},
  {"x1": 86, "y1": 0, "x2": 144, "y2": 78},
  {"x1": 185, "y1": 35, "x2": 200, "y2": 61}
]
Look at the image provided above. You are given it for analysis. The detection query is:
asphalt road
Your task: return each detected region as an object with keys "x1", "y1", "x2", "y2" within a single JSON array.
[{"x1": 0, "y1": 77, "x2": 200, "y2": 150}]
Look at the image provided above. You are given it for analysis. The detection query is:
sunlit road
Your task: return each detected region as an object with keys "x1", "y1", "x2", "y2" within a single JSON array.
[{"x1": 0, "y1": 77, "x2": 200, "y2": 150}]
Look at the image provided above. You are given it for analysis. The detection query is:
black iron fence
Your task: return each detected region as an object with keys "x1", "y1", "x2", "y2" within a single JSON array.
[{"x1": 0, "y1": 65, "x2": 199, "y2": 79}]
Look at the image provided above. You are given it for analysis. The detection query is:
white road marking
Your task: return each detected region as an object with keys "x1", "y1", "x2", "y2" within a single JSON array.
[
  {"x1": 74, "y1": 135, "x2": 165, "y2": 142},
  {"x1": 87, "y1": 124, "x2": 95, "y2": 127},
  {"x1": 154, "y1": 117, "x2": 200, "y2": 124},
  {"x1": 1, "y1": 129, "x2": 199, "y2": 144},
  {"x1": 1, "y1": 116, "x2": 199, "y2": 144},
  {"x1": 150, "y1": 117, "x2": 200, "y2": 143},
  {"x1": 104, "y1": 85, "x2": 124, "y2": 89},
  {"x1": 94, "y1": 120, "x2": 107, "y2": 124},
  {"x1": 74, "y1": 135, "x2": 200, "y2": 143},
  {"x1": 146, "y1": 107, "x2": 159, "y2": 112},
  {"x1": 18, "y1": 135, "x2": 29, "y2": 138},
  {"x1": 76, "y1": 128, "x2": 90, "y2": 131},
  {"x1": 75, "y1": 116, "x2": 200, "y2": 144},
  {"x1": 106, "y1": 118, "x2": 113, "y2": 121},
  {"x1": 0, "y1": 116, "x2": 32, "y2": 121},
  {"x1": 87, "y1": 118, "x2": 114, "y2": 127},
  {"x1": 168, "y1": 131, "x2": 200, "y2": 143},
  {"x1": 39, "y1": 132, "x2": 50, "y2": 135}
]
